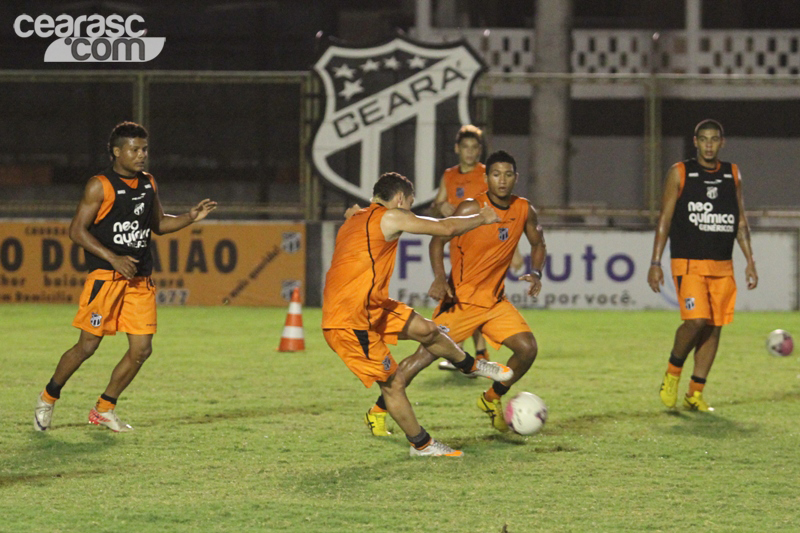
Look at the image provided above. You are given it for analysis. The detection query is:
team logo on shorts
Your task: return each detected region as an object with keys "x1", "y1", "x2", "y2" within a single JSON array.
[
  {"x1": 90, "y1": 312, "x2": 102, "y2": 328},
  {"x1": 311, "y1": 35, "x2": 485, "y2": 204},
  {"x1": 498, "y1": 227, "x2": 509, "y2": 241},
  {"x1": 684, "y1": 297, "x2": 695, "y2": 311},
  {"x1": 706, "y1": 186, "x2": 718, "y2": 199},
  {"x1": 382, "y1": 356, "x2": 392, "y2": 371}
]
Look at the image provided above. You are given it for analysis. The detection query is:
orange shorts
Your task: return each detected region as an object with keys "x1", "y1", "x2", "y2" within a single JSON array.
[
  {"x1": 72, "y1": 270, "x2": 157, "y2": 336},
  {"x1": 672, "y1": 273, "x2": 736, "y2": 326},
  {"x1": 323, "y1": 300, "x2": 413, "y2": 388},
  {"x1": 432, "y1": 298, "x2": 531, "y2": 350}
]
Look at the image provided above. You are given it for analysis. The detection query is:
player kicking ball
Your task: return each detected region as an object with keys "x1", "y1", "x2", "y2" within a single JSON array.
[
  {"x1": 323, "y1": 172, "x2": 514, "y2": 456},
  {"x1": 366, "y1": 150, "x2": 547, "y2": 434}
]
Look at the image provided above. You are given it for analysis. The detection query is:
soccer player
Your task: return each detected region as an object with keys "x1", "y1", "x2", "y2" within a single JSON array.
[
  {"x1": 433, "y1": 124, "x2": 486, "y2": 218},
  {"x1": 433, "y1": 125, "x2": 523, "y2": 370},
  {"x1": 323, "y1": 172, "x2": 514, "y2": 457},
  {"x1": 34, "y1": 122, "x2": 217, "y2": 432},
  {"x1": 367, "y1": 150, "x2": 547, "y2": 433},
  {"x1": 648, "y1": 119, "x2": 758, "y2": 412}
]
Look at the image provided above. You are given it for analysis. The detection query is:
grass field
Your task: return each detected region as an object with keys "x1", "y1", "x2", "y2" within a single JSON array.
[{"x1": 1, "y1": 304, "x2": 799, "y2": 532}]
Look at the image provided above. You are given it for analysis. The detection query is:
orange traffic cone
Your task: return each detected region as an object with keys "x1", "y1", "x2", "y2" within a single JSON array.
[{"x1": 278, "y1": 287, "x2": 305, "y2": 352}]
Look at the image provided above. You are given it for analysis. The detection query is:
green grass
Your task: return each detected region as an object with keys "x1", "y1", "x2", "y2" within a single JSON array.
[{"x1": 1, "y1": 305, "x2": 799, "y2": 532}]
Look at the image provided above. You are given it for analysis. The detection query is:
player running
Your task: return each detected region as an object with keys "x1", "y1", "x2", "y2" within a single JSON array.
[
  {"x1": 323, "y1": 172, "x2": 514, "y2": 457},
  {"x1": 366, "y1": 150, "x2": 546, "y2": 433},
  {"x1": 34, "y1": 122, "x2": 217, "y2": 433}
]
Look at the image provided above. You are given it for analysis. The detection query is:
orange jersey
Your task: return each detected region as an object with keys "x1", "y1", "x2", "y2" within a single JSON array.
[
  {"x1": 449, "y1": 192, "x2": 529, "y2": 307},
  {"x1": 322, "y1": 204, "x2": 399, "y2": 329},
  {"x1": 442, "y1": 163, "x2": 487, "y2": 207}
]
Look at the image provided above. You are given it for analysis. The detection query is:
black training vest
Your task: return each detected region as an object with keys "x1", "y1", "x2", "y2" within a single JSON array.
[
  {"x1": 85, "y1": 169, "x2": 156, "y2": 276},
  {"x1": 669, "y1": 159, "x2": 739, "y2": 261}
]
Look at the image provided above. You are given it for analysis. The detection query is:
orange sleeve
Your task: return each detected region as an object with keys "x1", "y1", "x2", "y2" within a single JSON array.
[
  {"x1": 731, "y1": 163, "x2": 741, "y2": 191},
  {"x1": 93, "y1": 175, "x2": 115, "y2": 224},
  {"x1": 676, "y1": 162, "x2": 686, "y2": 197}
]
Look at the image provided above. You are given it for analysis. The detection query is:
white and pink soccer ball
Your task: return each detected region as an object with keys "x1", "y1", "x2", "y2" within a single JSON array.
[
  {"x1": 766, "y1": 329, "x2": 793, "y2": 357},
  {"x1": 504, "y1": 392, "x2": 548, "y2": 435}
]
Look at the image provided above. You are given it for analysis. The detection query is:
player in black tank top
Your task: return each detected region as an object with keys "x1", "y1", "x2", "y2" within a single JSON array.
[
  {"x1": 34, "y1": 122, "x2": 217, "y2": 433},
  {"x1": 647, "y1": 119, "x2": 758, "y2": 413}
]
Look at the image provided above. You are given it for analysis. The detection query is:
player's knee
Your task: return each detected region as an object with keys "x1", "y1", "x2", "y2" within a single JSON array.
[
  {"x1": 517, "y1": 337, "x2": 538, "y2": 363},
  {"x1": 77, "y1": 338, "x2": 101, "y2": 358},
  {"x1": 131, "y1": 346, "x2": 153, "y2": 366},
  {"x1": 415, "y1": 319, "x2": 441, "y2": 345}
]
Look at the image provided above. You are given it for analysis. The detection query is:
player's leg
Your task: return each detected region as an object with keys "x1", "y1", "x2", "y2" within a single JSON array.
[
  {"x1": 401, "y1": 312, "x2": 512, "y2": 381},
  {"x1": 682, "y1": 325, "x2": 721, "y2": 412},
  {"x1": 660, "y1": 274, "x2": 712, "y2": 408},
  {"x1": 473, "y1": 301, "x2": 535, "y2": 432},
  {"x1": 473, "y1": 328, "x2": 489, "y2": 361},
  {"x1": 478, "y1": 331, "x2": 537, "y2": 432},
  {"x1": 89, "y1": 333, "x2": 152, "y2": 432},
  {"x1": 683, "y1": 275, "x2": 733, "y2": 411},
  {"x1": 34, "y1": 330, "x2": 103, "y2": 431},
  {"x1": 376, "y1": 371, "x2": 460, "y2": 456}
]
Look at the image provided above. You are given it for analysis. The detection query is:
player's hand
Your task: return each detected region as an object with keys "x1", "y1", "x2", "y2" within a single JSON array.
[
  {"x1": 439, "y1": 202, "x2": 455, "y2": 217},
  {"x1": 109, "y1": 255, "x2": 139, "y2": 280},
  {"x1": 479, "y1": 202, "x2": 500, "y2": 224},
  {"x1": 647, "y1": 265, "x2": 664, "y2": 292},
  {"x1": 428, "y1": 275, "x2": 453, "y2": 301},
  {"x1": 190, "y1": 199, "x2": 218, "y2": 222},
  {"x1": 745, "y1": 263, "x2": 758, "y2": 290},
  {"x1": 518, "y1": 273, "x2": 542, "y2": 297},
  {"x1": 344, "y1": 204, "x2": 361, "y2": 219}
]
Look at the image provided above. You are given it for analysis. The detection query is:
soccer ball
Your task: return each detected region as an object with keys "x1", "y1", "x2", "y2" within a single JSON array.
[
  {"x1": 766, "y1": 329, "x2": 793, "y2": 357},
  {"x1": 503, "y1": 392, "x2": 548, "y2": 435}
]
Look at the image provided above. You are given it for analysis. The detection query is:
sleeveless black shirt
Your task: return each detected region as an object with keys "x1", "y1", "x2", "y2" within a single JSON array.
[
  {"x1": 669, "y1": 159, "x2": 739, "y2": 261},
  {"x1": 85, "y1": 168, "x2": 156, "y2": 276}
]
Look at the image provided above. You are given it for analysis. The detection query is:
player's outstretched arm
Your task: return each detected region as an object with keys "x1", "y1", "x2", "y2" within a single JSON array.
[
  {"x1": 518, "y1": 202, "x2": 546, "y2": 297},
  {"x1": 69, "y1": 176, "x2": 139, "y2": 279},
  {"x1": 151, "y1": 185, "x2": 217, "y2": 235},
  {"x1": 647, "y1": 164, "x2": 682, "y2": 293},
  {"x1": 380, "y1": 200, "x2": 498, "y2": 241},
  {"x1": 734, "y1": 167, "x2": 758, "y2": 289}
]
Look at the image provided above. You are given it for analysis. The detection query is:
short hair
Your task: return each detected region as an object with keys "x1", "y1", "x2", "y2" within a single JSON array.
[
  {"x1": 455, "y1": 124, "x2": 483, "y2": 145},
  {"x1": 373, "y1": 172, "x2": 414, "y2": 202},
  {"x1": 485, "y1": 150, "x2": 517, "y2": 174},
  {"x1": 694, "y1": 119, "x2": 724, "y2": 138},
  {"x1": 108, "y1": 121, "x2": 148, "y2": 159}
]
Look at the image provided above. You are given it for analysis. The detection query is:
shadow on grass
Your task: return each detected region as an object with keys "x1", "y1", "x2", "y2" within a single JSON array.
[{"x1": 1, "y1": 430, "x2": 118, "y2": 488}]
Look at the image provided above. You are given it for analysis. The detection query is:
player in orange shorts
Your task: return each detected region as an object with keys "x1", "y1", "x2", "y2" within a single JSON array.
[
  {"x1": 432, "y1": 125, "x2": 524, "y2": 369},
  {"x1": 323, "y1": 172, "x2": 514, "y2": 457},
  {"x1": 648, "y1": 119, "x2": 758, "y2": 411},
  {"x1": 366, "y1": 150, "x2": 547, "y2": 433},
  {"x1": 34, "y1": 122, "x2": 217, "y2": 432}
]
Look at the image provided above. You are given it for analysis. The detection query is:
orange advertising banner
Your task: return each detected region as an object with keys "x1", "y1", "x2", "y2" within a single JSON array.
[{"x1": 0, "y1": 220, "x2": 305, "y2": 306}]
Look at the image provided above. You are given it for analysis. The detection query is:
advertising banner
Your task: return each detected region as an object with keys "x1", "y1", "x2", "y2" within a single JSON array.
[
  {"x1": 321, "y1": 223, "x2": 797, "y2": 311},
  {"x1": 0, "y1": 220, "x2": 305, "y2": 306}
]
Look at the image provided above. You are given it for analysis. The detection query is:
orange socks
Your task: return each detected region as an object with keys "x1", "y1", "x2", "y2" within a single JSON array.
[
  {"x1": 95, "y1": 396, "x2": 116, "y2": 413},
  {"x1": 484, "y1": 388, "x2": 501, "y2": 403},
  {"x1": 41, "y1": 390, "x2": 58, "y2": 404},
  {"x1": 369, "y1": 405, "x2": 387, "y2": 415},
  {"x1": 667, "y1": 363, "x2": 682, "y2": 377},
  {"x1": 688, "y1": 379, "x2": 705, "y2": 397}
]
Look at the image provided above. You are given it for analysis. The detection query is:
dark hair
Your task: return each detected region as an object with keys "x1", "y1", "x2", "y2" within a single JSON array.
[
  {"x1": 373, "y1": 172, "x2": 414, "y2": 202},
  {"x1": 485, "y1": 150, "x2": 517, "y2": 174},
  {"x1": 455, "y1": 124, "x2": 483, "y2": 144},
  {"x1": 694, "y1": 119, "x2": 724, "y2": 138},
  {"x1": 108, "y1": 121, "x2": 148, "y2": 159}
]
